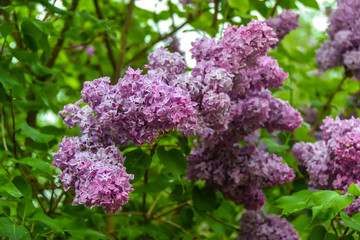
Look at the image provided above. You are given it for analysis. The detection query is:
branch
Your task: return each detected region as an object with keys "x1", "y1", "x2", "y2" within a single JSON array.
[
  {"x1": 309, "y1": 73, "x2": 349, "y2": 136},
  {"x1": 46, "y1": 0, "x2": 79, "y2": 69},
  {"x1": 206, "y1": 213, "x2": 240, "y2": 231},
  {"x1": 123, "y1": 12, "x2": 200, "y2": 71},
  {"x1": 0, "y1": 107, "x2": 8, "y2": 151},
  {"x1": 212, "y1": 0, "x2": 220, "y2": 30},
  {"x1": 9, "y1": 90, "x2": 16, "y2": 158},
  {"x1": 156, "y1": 219, "x2": 194, "y2": 239},
  {"x1": 270, "y1": 0, "x2": 281, "y2": 18},
  {"x1": 93, "y1": 0, "x2": 116, "y2": 71},
  {"x1": 112, "y1": 0, "x2": 135, "y2": 84},
  {"x1": 153, "y1": 202, "x2": 188, "y2": 219}
]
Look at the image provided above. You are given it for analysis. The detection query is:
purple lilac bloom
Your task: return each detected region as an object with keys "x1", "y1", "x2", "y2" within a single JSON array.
[
  {"x1": 187, "y1": 141, "x2": 295, "y2": 210},
  {"x1": 316, "y1": 0, "x2": 360, "y2": 78},
  {"x1": 53, "y1": 137, "x2": 133, "y2": 212},
  {"x1": 238, "y1": 211, "x2": 300, "y2": 240},
  {"x1": 265, "y1": 9, "x2": 300, "y2": 44},
  {"x1": 292, "y1": 116, "x2": 360, "y2": 214},
  {"x1": 60, "y1": 68, "x2": 198, "y2": 146}
]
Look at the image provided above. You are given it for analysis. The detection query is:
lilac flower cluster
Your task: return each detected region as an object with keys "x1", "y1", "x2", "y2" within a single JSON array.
[
  {"x1": 238, "y1": 211, "x2": 300, "y2": 240},
  {"x1": 188, "y1": 142, "x2": 295, "y2": 210},
  {"x1": 265, "y1": 9, "x2": 300, "y2": 44},
  {"x1": 292, "y1": 116, "x2": 360, "y2": 214},
  {"x1": 316, "y1": 0, "x2": 360, "y2": 78},
  {"x1": 60, "y1": 68, "x2": 197, "y2": 146},
  {"x1": 56, "y1": 19, "x2": 302, "y2": 212},
  {"x1": 53, "y1": 137, "x2": 133, "y2": 212}
]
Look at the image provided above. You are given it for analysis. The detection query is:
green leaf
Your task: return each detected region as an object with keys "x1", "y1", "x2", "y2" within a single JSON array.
[
  {"x1": 262, "y1": 138, "x2": 289, "y2": 154},
  {"x1": 347, "y1": 183, "x2": 360, "y2": 196},
  {"x1": 17, "y1": 198, "x2": 36, "y2": 219},
  {"x1": 308, "y1": 225, "x2": 326, "y2": 240},
  {"x1": 192, "y1": 186, "x2": 217, "y2": 215},
  {"x1": 0, "y1": 175, "x2": 23, "y2": 198},
  {"x1": 324, "y1": 233, "x2": 338, "y2": 240},
  {"x1": 124, "y1": 149, "x2": 152, "y2": 183},
  {"x1": 0, "y1": 22, "x2": 13, "y2": 38},
  {"x1": 14, "y1": 157, "x2": 52, "y2": 177},
  {"x1": 12, "y1": 176, "x2": 32, "y2": 198},
  {"x1": 0, "y1": 217, "x2": 31, "y2": 240},
  {"x1": 21, "y1": 122, "x2": 55, "y2": 143},
  {"x1": 275, "y1": 190, "x2": 312, "y2": 217},
  {"x1": 297, "y1": 0, "x2": 320, "y2": 9},
  {"x1": 29, "y1": 211, "x2": 63, "y2": 232},
  {"x1": 156, "y1": 147, "x2": 187, "y2": 181},
  {"x1": 310, "y1": 191, "x2": 354, "y2": 226},
  {"x1": 294, "y1": 127, "x2": 316, "y2": 143},
  {"x1": 341, "y1": 211, "x2": 360, "y2": 232},
  {"x1": 229, "y1": 0, "x2": 250, "y2": 14},
  {"x1": 178, "y1": 136, "x2": 191, "y2": 155},
  {"x1": 0, "y1": 67, "x2": 19, "y2": 89},
  {"x1": 135, "y1": 174, "x2": 175, "y2": 193},
  {"x1": 9, "y1": 48, "x2": 37, "y2": 65}
]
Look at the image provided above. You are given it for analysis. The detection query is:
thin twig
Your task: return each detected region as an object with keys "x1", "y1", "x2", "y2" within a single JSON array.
[
  {"x1": 270, "y1": 0, "x2": 282, "y2": 18},
  {"x1": 153, "y1": 202, "x2": 188, "y2": 219},
  {"x1": 206, "y1": 213, "x2": 240, "y2": 231},
  {"x1": 113, "y1": 211, "x2": 143, "y2": 216},
  {"x1": 9, "y1": 90, "x2": 16, "y2": 158},
  {"x1": 340, "y1": 227, "x2": 349, "y2": 239},
  {"x1": 309, "y1": 73, "x2": 349, "y2": 136},
  {"x1": 156, "y1": 219, "x2": 194, "y2": 239},
  {"x1": 93, "y1": 0, "x2": 116, "y2": 71},
  {"x1": 0, "y1": 37, "x2": 6, "y2": 60},
  {"x1": 331, "y1": 219, "x2": 338, "y2": 238},
  {"x1": 46, "y1": 0, "x2": 79, "y2": 69},
  {"x1": 49, "y1": 190, "x2": 65, "y2": 214},
  {"x1": 0, "y1": 107, "x2": 8, "y2": 151},
  {"x1": 212, "y1": 0, "x2": 220, "y2": 30},
  {"x1": 123, "y1": 12, "x2": 200, "y2": 70},
  {"x1": 142, "y1": 169, "x2": 149, "y2": 221},
  {"x1": 112, "y1": 0, "x2": 135, "y2": 83},
  {"x1": 146, "y1": 192, "x2": 163, "y2": 219}
]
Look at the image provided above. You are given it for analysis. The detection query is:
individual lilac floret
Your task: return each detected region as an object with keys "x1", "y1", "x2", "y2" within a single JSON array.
[
  {"x1": 60, "y1": 68, "x2": 198, "y2": 145},
  {"x1": 53, "y1": 137, "x2": 133, "y2": 212},
  {"x1": 265, "y1": 9, "x2": 300, "y2": 44},
  {"x1": 292, "y1": 117, "x2": 360, "y2": 203},
  {"x1": 238, "y1": 211, "x2": 300, "y2": 240},
  {"x1": 188, "y1": 141, "x2": 295, "y2": 210},
  {"x1": 146, "y1": 47, "x2": 187, "y2": 85},
  {"x1": 316, "y1": 0, "x2": 360, "y2": 78}
]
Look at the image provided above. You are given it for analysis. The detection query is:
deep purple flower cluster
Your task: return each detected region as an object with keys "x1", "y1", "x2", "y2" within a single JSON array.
[
  {"x1": 53, "y1": 137, "x2": 133, "y2": 212},
  {"x1": 316, "y1": 0, "x2": 360, "y2": 78},
  {"x1": 265, "y1": 9, "x2": 300, "y2": 44},
  {"x1": 292, "y1": 116, "x2": 360, "y2": 214},
  {"x1": 188, "y1": 142, "x2": 295, "y2": 210},
  {"x1": 238, "y1": 211, "x2": 300, "y2": 240}
]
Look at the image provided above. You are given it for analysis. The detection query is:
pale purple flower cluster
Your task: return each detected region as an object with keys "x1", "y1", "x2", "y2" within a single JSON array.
[
  {"x1": 292, "y1": 116, "x2": 360, "y2": 214},
  {"x1": 56, "y1": 20, "x2": 302, "y2": 212},
  {"x1": 238, "y1": 211, "x2": 300, "y2": 240},
  {"x1": 265, "y1": 9, "x2": 300, "y2": 43},
  {"x1": 53, "y1": 137, "x2": 133, "y2": 212},
  {"x1": 188, "y1": 142, "x2": 295, "y2": 210},
  {"x1": 60, "y1": 68, "x2": 197, "y2": 146},
  {"x1": 316, "y1": 0, "x2": 360, "y2": 78}
]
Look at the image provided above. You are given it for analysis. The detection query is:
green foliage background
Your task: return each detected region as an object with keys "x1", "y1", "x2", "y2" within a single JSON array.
[{"x1": 1, "y1": 0, "x2": 360, "y2": 239}]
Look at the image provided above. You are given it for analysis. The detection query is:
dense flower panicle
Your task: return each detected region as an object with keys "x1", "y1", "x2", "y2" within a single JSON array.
[
  {"x1": 242, "y1": 56, "x2": 288, "y2": 91},
  {"x1": 264, "y1": 97, "x2": 303, "y2": 133},
  {"x1": 316, "y1": 0, "x2": 360, "y2": 78},
  {"x1": 53, "y1": 137, "x2": 133, "y2": 212},
  {"x1": 60, "y1": 68, "x2": 198, "y2": 145},
  {"x1": 169, "y1": 36, "x2": 185, "y2": 56},
  {"x1": 292, "y1": 117, "x2": 360, "y2": 204},
  {"x1": 292, "y1": 141, "x2": 331, "y2": 189},
  {"x1": 187, "y1": 142, "x2": 295, "y2": 210},
  {"x1": 265, "y1": 9, "x2": 300, "y2": 43},
  {"x1": 146, "y1": 47, "x2": 187, "y2": 85},
  {"x1": 239, "y1": 211, "x2": 300, "y2": 240}
]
